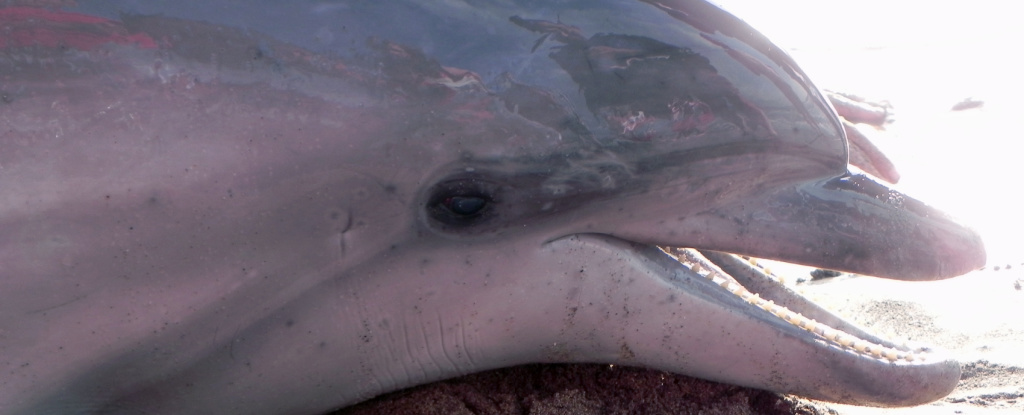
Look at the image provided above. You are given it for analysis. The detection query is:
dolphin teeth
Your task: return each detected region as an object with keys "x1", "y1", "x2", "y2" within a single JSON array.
[{"x1": 670, "y1": 248, "x2": 929, "y2": 363}]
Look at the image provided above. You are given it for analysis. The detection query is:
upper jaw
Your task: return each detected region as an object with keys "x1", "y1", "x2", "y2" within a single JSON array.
[{"x1": 606, "y1": 170, "x2": 986, "y2": 281}]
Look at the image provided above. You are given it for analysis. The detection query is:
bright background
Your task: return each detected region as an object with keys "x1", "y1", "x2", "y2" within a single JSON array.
[
  {"x1": 706, "y1": 4, "x2": 1024, "y2": 412},
  {"x1": 716, "y1": 0, "x2": 1023, "y2": 266}
]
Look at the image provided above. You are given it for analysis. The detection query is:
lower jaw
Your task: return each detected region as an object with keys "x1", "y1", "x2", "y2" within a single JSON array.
[{"x1": 664, "y1": 247, "x2": 948, "y2": 364}]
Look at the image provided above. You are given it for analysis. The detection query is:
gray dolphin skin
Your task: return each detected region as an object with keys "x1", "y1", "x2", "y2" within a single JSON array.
[{"x1": 0, "y1": 1, "x2": 985, "y2": 414}]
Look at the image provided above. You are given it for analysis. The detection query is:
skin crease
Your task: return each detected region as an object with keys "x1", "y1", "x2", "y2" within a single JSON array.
[{"x1": 0, "y1": 1, "x2": 983, "y2": 414}]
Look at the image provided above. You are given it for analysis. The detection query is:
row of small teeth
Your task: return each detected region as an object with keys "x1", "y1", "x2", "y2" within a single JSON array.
[
  {"x1": 682, "y1": 252, "x2": 920, "y2": 362},
  {"x1": 739, "y1": 256, "x2": 783, "y2": 283}
]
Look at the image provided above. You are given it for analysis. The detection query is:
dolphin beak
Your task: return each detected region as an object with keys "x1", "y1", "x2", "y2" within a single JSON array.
[
  {"x1": 671, "y1": 171, "x2": 986, "y2": 280},
  {"x1": 547, "y1": 168, "x2": 985, "y2": 406}
]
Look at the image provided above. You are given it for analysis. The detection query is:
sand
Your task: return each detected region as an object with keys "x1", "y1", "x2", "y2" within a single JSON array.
[
  {"x1": 803, "y1": 270, "x2": 1024, "y2": 415},
  {"x1": 337, "y1": 363, "x2": 833, "y2": 415}
]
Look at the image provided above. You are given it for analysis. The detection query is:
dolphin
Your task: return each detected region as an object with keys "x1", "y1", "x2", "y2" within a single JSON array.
[{"x1": 0, "y1": 1, "x2": 984, "y2": 414}]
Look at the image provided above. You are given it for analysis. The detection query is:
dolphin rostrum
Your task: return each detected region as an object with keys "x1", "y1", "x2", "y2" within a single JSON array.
[{"x1": 0, "y1": 1, "x2": 985, "y2": 414}]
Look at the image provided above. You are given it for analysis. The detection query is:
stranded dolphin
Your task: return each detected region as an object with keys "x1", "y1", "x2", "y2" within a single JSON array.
[{"x1": 0, "y1": 1, "x2": 984, "y2": 414}]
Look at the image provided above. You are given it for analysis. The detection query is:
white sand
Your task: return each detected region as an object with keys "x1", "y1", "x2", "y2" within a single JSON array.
[{"x1": 798, "y1": 270, "x2": 1024, "y2": 414}]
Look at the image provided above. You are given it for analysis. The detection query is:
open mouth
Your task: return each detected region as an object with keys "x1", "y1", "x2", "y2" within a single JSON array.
[
  {"x1": 667, "y1": 248, "x2": 937, "y2": 364},
  {"x1": 532, "y1": 228, "x2": 973, "y2": 407}
]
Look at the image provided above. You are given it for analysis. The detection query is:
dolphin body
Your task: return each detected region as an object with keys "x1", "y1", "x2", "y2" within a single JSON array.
[{"x1": 0, "y1": 1, "x2": 984, "y2": 414}]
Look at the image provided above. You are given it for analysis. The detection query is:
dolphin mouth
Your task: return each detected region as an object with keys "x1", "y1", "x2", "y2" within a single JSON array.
[
  {"x1": 537, "y1": 230, "x2": 967, "y2": 406},
  {"x1": 664, "y1": 247, "x2": 940, "y2": 364},
  {"x1": 545, "y1": 232, "x2": 966, "y2": 406},
  {"x1": 541, "y1": 167, "x2": 984, "y2": 405}
]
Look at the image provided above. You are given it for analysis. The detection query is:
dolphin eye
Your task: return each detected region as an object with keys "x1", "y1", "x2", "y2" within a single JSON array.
[
  {"x1": 426, "y1": 177, "x2": 499, "y2": 228},
  {"x1": 442, "y1": 195, "x2": 487, "y2": 216}
]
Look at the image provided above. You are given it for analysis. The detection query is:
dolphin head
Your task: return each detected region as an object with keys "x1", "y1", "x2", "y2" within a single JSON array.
[{"x1": 0, "y1": 1, "x2": 984, "y2": 414}]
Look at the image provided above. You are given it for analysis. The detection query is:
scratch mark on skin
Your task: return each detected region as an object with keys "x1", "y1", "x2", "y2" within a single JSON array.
[
  {"x1": 460, "y1": 317, "x2": 475, "y2": 367},
  {"x1": 398, "y1": 314, "x2": 413, "y2": 383},
  {"x1": 416, "y1": 310, "x2": 432, "y2": 377},
  {"x1": 378, "y1": 318, "x2": 398, "y2": 390},
  {"x1": 27, "y1": 295, "x2": 88, "y2": 315},
  {"x1": 437, "y1": 311, "x2": 458, "y2": 373},
  {"x1": 331, "y1": 209, "x2": 353, "y2": 259}
]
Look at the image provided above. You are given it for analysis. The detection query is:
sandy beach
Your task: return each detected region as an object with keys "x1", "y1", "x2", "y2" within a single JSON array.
[{"x1": 801, "y1": 269, "x2": 1024, "y2": 414}]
